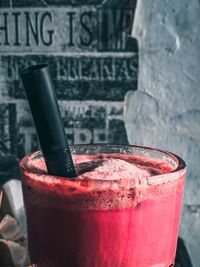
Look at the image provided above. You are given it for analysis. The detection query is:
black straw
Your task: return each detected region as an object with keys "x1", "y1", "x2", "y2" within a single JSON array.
[{"x1": 20, "y1": 64, "x2": 76, "y2": 178}]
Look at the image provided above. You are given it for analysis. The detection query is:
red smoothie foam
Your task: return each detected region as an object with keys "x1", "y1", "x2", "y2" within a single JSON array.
[{"x1": 20, "y1": 150, "x2": 185, "y2": 267}]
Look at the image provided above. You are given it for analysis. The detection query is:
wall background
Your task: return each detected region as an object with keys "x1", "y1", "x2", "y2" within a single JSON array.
[
  {"x1": 0, "y1": 0, "x2": 137, "y2": 184},
  {"x1": 125, "y1": 0, "x2": 200, "y2": 266}
]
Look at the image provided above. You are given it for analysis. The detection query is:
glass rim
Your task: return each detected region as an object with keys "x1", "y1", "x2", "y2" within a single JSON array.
[{"x1": 20, "y1": 144, "x2": 186, "y2": 184}]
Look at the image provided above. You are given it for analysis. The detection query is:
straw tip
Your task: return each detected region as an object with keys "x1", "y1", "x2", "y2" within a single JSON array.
[{"x1": 20, "y1": 64, "x2": 49, "y2": 76}]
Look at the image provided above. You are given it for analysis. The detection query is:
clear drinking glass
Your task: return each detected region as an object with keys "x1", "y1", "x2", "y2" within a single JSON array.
[{"x1": 20, "y1": 144, "x2": 186, "y2": 267}]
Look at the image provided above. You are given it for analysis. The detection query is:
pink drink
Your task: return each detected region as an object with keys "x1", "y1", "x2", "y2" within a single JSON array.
[{"x1": 20, "y1": 145, "x2": 185, "y2": 267}]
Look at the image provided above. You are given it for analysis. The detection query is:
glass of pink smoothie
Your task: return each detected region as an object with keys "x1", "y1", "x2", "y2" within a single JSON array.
[{"x1": 20, "y1": 144, "x2": 186, "y2": 267}]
